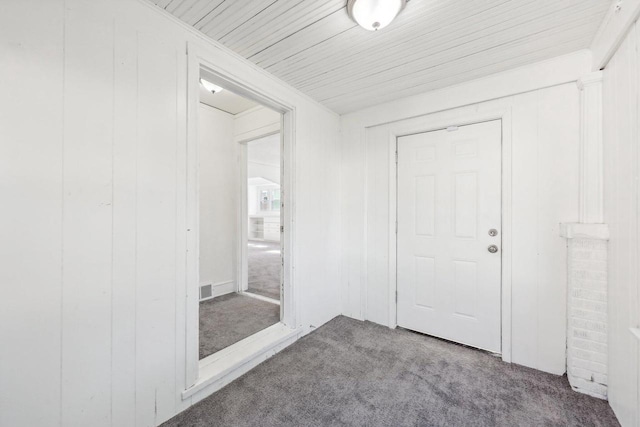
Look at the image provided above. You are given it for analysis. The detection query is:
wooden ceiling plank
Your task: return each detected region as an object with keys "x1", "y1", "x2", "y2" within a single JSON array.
[
  {"x1": 329, "y1": 35, "x2": 591, "y2": 113},
  {"x1": 202, "y1": 2, "x2": 278, "y2": 40},
  {"x1": 327, "y1": 36, "x2": 590, "y2": 112},
  {"x1": 203, "y1": 0, "x2": 277, "y2": 41},
  {"x1": 244, "y1": 10, "x2": 358, "y2": 70},
  {"x1": 266, "y1": 0, "x2": 475, "y2": 73},
  {"x1": 179, "y1": 0, "x2": 224, "y2": 26},
  {"x1": 254, "y1": 0, "x2": 461, "y2": 69},
  {"x1": 276, "y1": 0, "x2": 534, "y2": 84},
  {"x1": 317, "y1": 20, "x2": 599, "y2": 104},
  {"x1": 166, "y1": 0, "x2": 194, "y2": 15},
  {"x1": 300, "y1": 4, "x2": 605, "y2": 94},
  {"x1": 315, "y1": 21, "x2": 597, "y2": 102},
  {"x1": 150, "y1": 0, "x2": 610, "y2": 113},
  {"x1": 236, "y1": 0, "x2": 348, "y2": 58},
  {"x1": 154, "y1": 0, "x2": 174, "y2": 9},
  {"x1": 216, "y1": 1, "x2": 297, "y2": 47},
  {"x1": 193, "y1": 0, "x2": 232, "y2": 30},
  {"x1": 290, "y1": 0, "x2": 601, "y2": 86},
  {"x1": 294, "y1": 0, "x2": 602, "y2": 91}
]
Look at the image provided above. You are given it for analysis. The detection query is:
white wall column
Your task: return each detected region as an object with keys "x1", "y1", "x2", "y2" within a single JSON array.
[
  {"x1": 560, "y1": 71, "x2": 609, "y2": 399},
  {"x1": 578, "y1": 72, "x2": 605, "y2": 223}
]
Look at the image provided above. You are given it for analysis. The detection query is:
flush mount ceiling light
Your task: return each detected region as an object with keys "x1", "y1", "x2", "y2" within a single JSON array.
[
  {"x1": 200, "y1": 78, "x2": 224, "y2": 94},
  {"x1": 347, "y1": 0, "x2": 406, "y2": 31}
]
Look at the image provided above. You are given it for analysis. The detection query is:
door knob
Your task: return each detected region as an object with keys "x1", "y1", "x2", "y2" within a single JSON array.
[
  {"x1": 488, "y1": 229, "x2": 498, "y2": 236},
  {"x1": 488, "y1": 245, "x2": 499, "y2": 253}
]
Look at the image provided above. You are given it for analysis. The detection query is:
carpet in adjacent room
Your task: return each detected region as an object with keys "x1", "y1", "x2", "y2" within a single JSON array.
[
  {"x1": 199, "y1": 293, "x2": 280, "y2": 359},
  {"x1": 247, "y1": 240, "x2": 281, "y2": 300}
]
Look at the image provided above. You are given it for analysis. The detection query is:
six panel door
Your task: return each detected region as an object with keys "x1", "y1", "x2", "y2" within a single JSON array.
[{"x1": 396, "y1": 120, "x2": 502, "y2": 352}]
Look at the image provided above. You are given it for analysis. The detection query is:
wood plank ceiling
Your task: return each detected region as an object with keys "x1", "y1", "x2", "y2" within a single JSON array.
[{"x1": 152, "y1": 0, "x2": 612, "y2": 114}]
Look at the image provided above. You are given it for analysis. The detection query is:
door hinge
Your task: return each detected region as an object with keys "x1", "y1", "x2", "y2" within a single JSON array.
[
  {"x1": 395, "y1": 150, "x2": 398, "y2": 163},
  {"x1": 280, "y1": 225, "x2": 284, "y2": 233},
  {"x1": 395, "y1": 290, "x2": 398, "y2": 302}
]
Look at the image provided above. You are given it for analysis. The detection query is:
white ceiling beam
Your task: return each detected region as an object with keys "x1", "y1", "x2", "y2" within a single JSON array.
[{"x1": 591, "y1": 0, "x2": 640, "y2": 70}]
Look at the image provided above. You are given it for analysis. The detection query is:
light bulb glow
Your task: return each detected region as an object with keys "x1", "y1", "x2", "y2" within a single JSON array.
[
  {"x1": 348, "y1": 0, "x2": 405, "y2": 31},
  {"x1": 200, "y1": 78, "x2": 224, "y2": 94}
]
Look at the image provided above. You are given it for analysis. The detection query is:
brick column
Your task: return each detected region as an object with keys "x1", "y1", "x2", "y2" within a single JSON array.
[{"x1": 561, "y1": 225, "x2": 609, "y2": 398}]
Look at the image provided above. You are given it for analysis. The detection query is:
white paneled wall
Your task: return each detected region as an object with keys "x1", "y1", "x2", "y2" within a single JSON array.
[
  {"x1": 340, "y1": 53, "x2": 590, "y2": 375},
  {"x1": 603, "y1": 21, "x2": 640, "y2": 427},
  {"x1": 198, "y1": 104, "x2": 237, "y2": 291},
  {"x1": 0, "y1": 0, "x2": 341, "y2": 426}
]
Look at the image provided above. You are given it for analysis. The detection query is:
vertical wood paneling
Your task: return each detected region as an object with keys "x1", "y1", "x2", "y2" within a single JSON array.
[
  {"x1": 0, "y1": 1, "x2": 64, "y2": 425},
  {"x1": 536, "y1": 84, "x2": 580, "y2": 374},
  {"x1": 135, "y1": 34, "x2": 179, "y2": 427},
  {"x1": 111, "y1": 11, "x2": 139, "y2": 427},
  {"x1": 2, "y1": 1, "x2": 342, "y2": 425},
  {"x1": 340, "y1": 122, "x2": 366, "y2": 319},
  {"x1": 603, "y1": 21, "x2": 640, "y2": 427},
  {"x1": 366, "y1": 127, "x2": 391, "y2": 325},
  {"x1": 510, "y1": 91, "x2": 540, "y2": 369},
  {"x1": 293, "y1": 108, "x2": 342, "y2": 329},
  {"x1": 61, "y1": 1, "x2": 114, "y2": 425}
]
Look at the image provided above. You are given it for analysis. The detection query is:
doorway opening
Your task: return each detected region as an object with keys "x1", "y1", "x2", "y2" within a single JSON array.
[{"x1": 197, "y1": 68, "x2": 283, "y2": 361}]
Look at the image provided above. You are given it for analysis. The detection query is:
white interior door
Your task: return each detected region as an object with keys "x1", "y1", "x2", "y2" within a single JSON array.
[{"x1": 396, "y1": 120, "x2": 502, "y2": 352}]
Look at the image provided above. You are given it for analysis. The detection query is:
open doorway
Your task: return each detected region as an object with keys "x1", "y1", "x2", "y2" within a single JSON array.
[{"x1": 197, "y1": 68, "x2": 283, "y2": 361}]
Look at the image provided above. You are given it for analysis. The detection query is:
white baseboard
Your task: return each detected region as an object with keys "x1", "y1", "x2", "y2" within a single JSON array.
[
  {"x1": 200, "y1": 280, "x2": 235, "y2": 302},
  {"x1": 241, "y1": 290, "x2": 281, "y2": 305}
]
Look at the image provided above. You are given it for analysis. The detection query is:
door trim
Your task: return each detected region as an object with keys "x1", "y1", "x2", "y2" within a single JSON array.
[
  {"x1": 380, "y1": 107, "x2": 513, "y2": 363},
  {"x1": 185, "y1": 43, "x2": 297, "y2": 390}
]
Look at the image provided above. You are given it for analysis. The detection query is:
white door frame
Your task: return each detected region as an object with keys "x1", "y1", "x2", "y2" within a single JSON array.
[
  {"x1": 236, "y1": 130, "x2": 282, "y2": 301},
  {"x1": 374, "y1": 107, "x2": 513, "y2": 363},
  {"x1": 185, "y1": 44, "x2": 297, "y2": 388}
]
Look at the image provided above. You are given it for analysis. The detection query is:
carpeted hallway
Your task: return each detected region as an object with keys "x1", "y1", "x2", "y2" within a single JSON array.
[
  {"x1": 247, "y1": 240, "x2": 281, "y2": 300},
  {"x1": 199, "y1": 293, "x2": 280, "y2": 359},
  {"x1": 166, "y1": 316, "x2": 619, "y2": 427}
]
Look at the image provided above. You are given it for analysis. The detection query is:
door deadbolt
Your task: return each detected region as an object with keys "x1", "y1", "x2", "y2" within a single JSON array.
[
  {"x1": 488, "y1": 229, "x2": 498, "y2": 237},
  {"x1": 488, "y1": 245, "x2": 499, "y2": 254}
]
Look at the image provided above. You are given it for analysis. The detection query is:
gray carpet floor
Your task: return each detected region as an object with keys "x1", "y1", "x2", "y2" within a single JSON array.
[
  {"x1": 168, "y1": 316, "x2": 620, "y2": 426},
  {"x1": 199, "y1": 293, "x2": 280, "y2": 359},
  {"x1": 247, "y1": 240, "x2": 281, "y2": 300}
]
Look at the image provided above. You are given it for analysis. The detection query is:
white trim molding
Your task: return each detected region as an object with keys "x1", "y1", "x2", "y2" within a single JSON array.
[
  {"x1": 591, "y1": 0, "x2": 640, "y2": 70},
  {"x1": 185, "y1": 42, "x2": 298, "y2": 396},
  {"x1": 577, "y1": 71, "x2": 604, "y2": 224},
  {"x1": 560, "y1": 223, "x2": 610, "y2": 240}
]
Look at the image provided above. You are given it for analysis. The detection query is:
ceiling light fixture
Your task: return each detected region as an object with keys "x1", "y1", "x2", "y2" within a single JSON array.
[
  {"x1": 200, "y1": 78, "x2": 224, "y2": 94},
  {"x1": 347, "y1": 0, "x2": 406, "y2": 31}
]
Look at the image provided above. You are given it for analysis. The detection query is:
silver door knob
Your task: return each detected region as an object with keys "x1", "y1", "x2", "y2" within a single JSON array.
[
  {"x1": 488, "y1": 245, "x2": 499, "y2": 253},
  {"x1": 488, "y1": 229, "x2": 498, "y2": 237}
]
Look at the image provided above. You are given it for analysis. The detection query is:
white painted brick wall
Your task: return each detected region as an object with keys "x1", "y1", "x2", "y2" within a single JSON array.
[{"x1": 567, "y1": 237, "x2": 608, "y2": 399}]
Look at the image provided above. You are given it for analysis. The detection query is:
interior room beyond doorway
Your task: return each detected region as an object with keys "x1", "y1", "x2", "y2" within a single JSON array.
[{"x1": 246, "y1": 132, "x2": 282, "y2": 302}]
